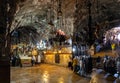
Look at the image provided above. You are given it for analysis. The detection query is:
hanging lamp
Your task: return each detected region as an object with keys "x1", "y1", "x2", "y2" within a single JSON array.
[
  {"x1": 48, "y1": 0, "x2": 54, "y2": 26},
  {"x1": 57, "y1": 0, "x2": 62, "y2": 17}
]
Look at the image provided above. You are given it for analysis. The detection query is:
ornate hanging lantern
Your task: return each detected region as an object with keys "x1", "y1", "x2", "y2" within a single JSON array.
[
  {"x1": 57, "y1": 0, "x2": 62, "y2": 17},
  {"x1": 48, "y1": 0, "x2": 54, "y2": 26}
]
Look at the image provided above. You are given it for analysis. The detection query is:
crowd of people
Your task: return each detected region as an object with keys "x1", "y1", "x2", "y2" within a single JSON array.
[
  {"x1": 103, "y1": 55, "x2": 120, "y2": 77},
  {"x1": 68, "y1": 54, "x2": 120, "y2": 78},
  {"x1": 68, "y1": 55, "x2": 93, "y2": 77},
  {"x1": 10, "y1": 47, "x2": 43, "y2": 67},
  {"x1": 11, "y1": 54, "x2": 42, "y2": 67}
]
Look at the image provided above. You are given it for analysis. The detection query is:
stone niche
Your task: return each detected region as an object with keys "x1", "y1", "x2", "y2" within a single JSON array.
[{"x1": 44, "y1": 47, "x2": 72, "y2": 67}]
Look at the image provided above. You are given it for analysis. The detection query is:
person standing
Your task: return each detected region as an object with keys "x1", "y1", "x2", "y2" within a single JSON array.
[
  {"x1": 37, "y1": 54, "x2": 41, "y2": 64},
  {"x1": 78, "y1": 56, "x2": 84, "y2": 76},
  {"x1": 88, "y1": 56, "x2": 93, "y2": 73},
  {"x1": 31, "y1": 55, "x2": 36, "y2": 66},
  {"x1": 68, "y1": 56, "x2": 72, "y2": 70},
  {"x1": 116, "y1": 54, "x2": 120, "y2": 78},
  {"x1": 103, "y1": 55, "x2": 108, "y2": 72},
  {"x1": 111, "y1": 43, "x2": 116, "y2": 53},
  {"x1": 72, "y1": 56, "x2": 78, "y2": 72}
]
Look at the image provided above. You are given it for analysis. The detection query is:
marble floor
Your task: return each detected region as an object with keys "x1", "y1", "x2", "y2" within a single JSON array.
[
  {"x1": 11, "y1": 63, "x2": 119, "y2": 83},
  {"x1": 11, "y1": 64, "x2": 90, "y2": 83},
  {"x1": 11, "y1": 50, "x2": 120, "y2": 83}
]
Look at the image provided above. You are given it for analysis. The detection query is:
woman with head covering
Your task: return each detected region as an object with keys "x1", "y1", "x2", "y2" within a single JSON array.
[{"x1": 116, "y1": 49, "x2": 120, "y2": 78}]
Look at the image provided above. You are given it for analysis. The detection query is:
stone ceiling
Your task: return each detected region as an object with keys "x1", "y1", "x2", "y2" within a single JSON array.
[
  {"x1": 7, "y1": 0, "x2": 120, "y2": 43},
  {"x1": 10, "y1": 0, "x2": 75, "y2": 40},
  {"x1": 73, "y1": 0, "x2": 120, "y2": 45}
]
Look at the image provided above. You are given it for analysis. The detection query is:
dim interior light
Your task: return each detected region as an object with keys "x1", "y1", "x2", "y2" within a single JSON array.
[
  {"x1": 44, "y1": 51, "x2": 46, "y2": 54},
  {"x1": 118, "y1": 33, "x2": 120, "y2": 40},
  {"x1": 72, "y1": 48, "x2": 76, "y2": 52}
]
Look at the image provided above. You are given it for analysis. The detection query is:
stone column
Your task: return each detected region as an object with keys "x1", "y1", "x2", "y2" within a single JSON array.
[
  {"x1": 88, "y1": 0, "x2": 93, "y2": 46},
  {"x1": 0, "y1": 0, "x2": 13, "y2": 82}
]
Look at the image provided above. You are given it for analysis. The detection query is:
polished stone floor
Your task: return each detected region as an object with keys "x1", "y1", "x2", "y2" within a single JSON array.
[
  {"x1": 11, "y1": 50, "x2": 120, "y2": 83},
  {"x1": 11, "y1": 63, "x2": 119, "y2": 83},
  {"x1": 11, "y1": 64, "x2": 90, "y2": 83}
]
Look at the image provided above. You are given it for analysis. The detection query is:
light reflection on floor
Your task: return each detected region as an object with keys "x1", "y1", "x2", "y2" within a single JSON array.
[
  {"x1": 11, "y1": 63, "x2": 117, "y2": 83},
  {"x1": 11, "y1": 64, "x2": 90, "y2": 83},
  {"x1": 42, "y1": 71, "x2": 49, "y2": 83}
]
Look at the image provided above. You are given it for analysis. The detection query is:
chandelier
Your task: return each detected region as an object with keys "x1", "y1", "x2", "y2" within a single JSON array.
[
  {"x1": 57, "y1": 0, "x2": 62, "y2": 17},
  {"x1": 48, "y1": 0, "x2": 54, "y2": 26}
]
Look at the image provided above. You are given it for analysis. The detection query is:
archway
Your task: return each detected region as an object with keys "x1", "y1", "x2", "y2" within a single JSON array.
[{"x1": 103, "y1": 27, "x2": 120, "y2": 50}]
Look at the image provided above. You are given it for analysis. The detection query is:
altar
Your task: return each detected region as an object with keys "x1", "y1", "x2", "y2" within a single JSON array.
[
  {"x1": 44, "y1": 46, "x2": 72, "y2": 67},
  {"x1": 20, "y1": 56, "x2": 32, "y2": 67}
]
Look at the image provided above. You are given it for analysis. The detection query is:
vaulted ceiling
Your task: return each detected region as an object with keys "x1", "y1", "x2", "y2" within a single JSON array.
[
  {"x1": 9, "y1": 0, "x2": 75, "y2": 41},
  {"x1": 73, "y1": 0, "x2": 120, "y2": 44},
  {"x1": 2, "y1": 0, "x2": 120, "y2": 44}
]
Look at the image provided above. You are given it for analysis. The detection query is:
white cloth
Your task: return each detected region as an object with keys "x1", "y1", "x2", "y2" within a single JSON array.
[
  {"x1": 79, "y1": 60, "x2": 83, "y2": 67},
  {"x1": 37, "y1": 55, "x2": 41, "y2": 63},
  {"x1": 33, "y1": 56, "x2": 36, "y2": 61},
  {"x1": 117, "y1": 61, "x2": 120, "y2": 73},
  {"x1": 116, "y1": 57, "x2": 120, "y2": 73}
]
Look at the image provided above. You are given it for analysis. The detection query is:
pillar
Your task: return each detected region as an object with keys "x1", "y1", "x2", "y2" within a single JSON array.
[{"x1": 0, "y1": 0, "x2": 12, "y2": 82}]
